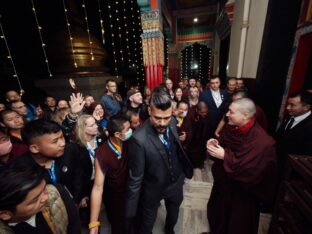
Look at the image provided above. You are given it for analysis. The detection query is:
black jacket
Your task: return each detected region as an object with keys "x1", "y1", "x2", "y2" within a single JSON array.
[
  {"x1": 11, "y1": 143, "x2": 84, "y2": 203},
  {"x1": 125, "y1": 119, "x2": 193, "y2": 218}
]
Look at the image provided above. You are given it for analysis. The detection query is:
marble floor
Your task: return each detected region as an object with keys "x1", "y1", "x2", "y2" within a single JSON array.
[{"x1": 83, "y1": 159, "x2": 271, "y2": 234}]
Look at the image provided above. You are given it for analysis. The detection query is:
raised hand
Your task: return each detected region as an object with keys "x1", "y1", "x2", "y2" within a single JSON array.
[
  {"x1": 69, "y1": 78, "x2": 77, "y2": 90},
  {"x1": 69, "y1": 93, "x2": 85, "y2": 115}
]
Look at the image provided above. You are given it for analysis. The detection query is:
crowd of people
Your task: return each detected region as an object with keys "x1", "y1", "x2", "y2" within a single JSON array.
[{"x1": 0, "y1": 76, "x2": 311, "y2": 234}]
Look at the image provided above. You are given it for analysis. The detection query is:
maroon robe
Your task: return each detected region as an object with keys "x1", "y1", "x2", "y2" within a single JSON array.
[
  {"x1": 208, "y1": 121, "x2": 277, "y2": 234},
  {"x1": 95, "y1": 140, "x2": 128, "y2": 234},
  {"x1": 187, "y1": 115, "x2": 213, "y2": 168},
  {"x1": 176, "y1": 115, "x2": 193, "y2": 151}
]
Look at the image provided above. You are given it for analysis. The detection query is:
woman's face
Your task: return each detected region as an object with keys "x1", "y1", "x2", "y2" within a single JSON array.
[
  {"x1": 0, "y1": 131, "x2": 12, "y2": 156},
  {"x1": 175, "y1": 88, "x2": 183, "y2": 99},
  {"x1": 94, "y1": 104, "x2": 104, "y2": 119},
  {"x1": 84, "y1": 117, "x2": 98, "y2": 136}
]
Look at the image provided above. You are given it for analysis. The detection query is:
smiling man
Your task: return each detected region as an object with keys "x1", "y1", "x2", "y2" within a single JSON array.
[
  {"x1": 0, "y1": 164, "x2": 81, "y2": 234},
  {"x1": 125, "y1": 90, "x2": 193, "y2": 234},
  {"x1": 206, "y1": 98, "x2": 277, "y2": 234}
]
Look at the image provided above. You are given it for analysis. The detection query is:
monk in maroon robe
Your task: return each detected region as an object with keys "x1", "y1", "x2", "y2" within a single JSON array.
[
  {"x1": 89, "y1": 115, "x2": 131, "y2": 234},
  {"x1": 187, "y1": 101, "x2": 213, "y2": 168},
  {"x1": 206, "y1": 98, "x2": 277, "y2": 234},
  {"x1": 175, "y1": 101, "x2": 193, "y2": 151}
]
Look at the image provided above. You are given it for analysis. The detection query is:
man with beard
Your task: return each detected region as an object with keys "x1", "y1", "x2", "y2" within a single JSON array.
[
  {"x1": 101, "y1": 79, "x2": 123, "y2": 117},
  {"x1": 125, "y1": 91, "x2": 193, "y2": 234},
  {"x1": 206, "y1": 98, "x2": 276, "y2": 234},
  {"x1": 125, "y1": 89, "x2": 149, "y2": 121}
]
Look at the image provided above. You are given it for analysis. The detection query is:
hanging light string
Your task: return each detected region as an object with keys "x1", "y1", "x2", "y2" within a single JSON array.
[
  {"x1": 0, "y1": 16, "x2": 24, "y2": 95},
  {"x1": 130, "y1": 0, "x2": 138, "y2": 69},
  {"x1": 31, "y1": 0, "x2": 52, "y2": 77},
  {"x1": 81, "y1": 0, "x2": 94, "y2": 61},
  {"x1": 114, "y1": 0, "x2": 124, "y2": 62},
  {"x1": 96, "y1": 0, "x2": 105, "y2": 45},
  {"x1": 180, "y1": 50, "x2": 183, "y2": 80},
  {"x1": 62, "y1": 0, "x2": 78, "y2": 68},
  {"x1": 199, "y1": 46, "x2": 202, "y2": 79},
  {"x1": 122, "y1": 0, "x2": 131, "y2": 64},
  {"x1": 107, "y1": 0, "x2": 119, "y2": 77}
]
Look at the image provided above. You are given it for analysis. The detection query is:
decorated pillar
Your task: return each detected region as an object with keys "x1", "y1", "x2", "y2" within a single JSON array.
[{"x1": 137, "y1": 0, "x2": 164, "y2": 90}]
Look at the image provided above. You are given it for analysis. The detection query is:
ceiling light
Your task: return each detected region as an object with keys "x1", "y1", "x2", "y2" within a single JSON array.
[{"x1": 193, "y1": 18, "x2": 198, "y2": 23}]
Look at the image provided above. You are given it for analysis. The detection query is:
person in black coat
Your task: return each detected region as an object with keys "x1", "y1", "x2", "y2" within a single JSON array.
[
  {"x1": 125, "y1": 91, "x2": 193, "y2": 234},
  {"x1": 10, "y1": 119, "x2": 84, "y2": 204},
  {"x1": 275, "y1": 91, "x2": 312, "y2": 175}
]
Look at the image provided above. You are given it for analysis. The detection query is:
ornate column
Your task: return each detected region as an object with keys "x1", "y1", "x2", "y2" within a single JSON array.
[{"x1": 137, "y1": 0, "x2": 164, "y2": 90}]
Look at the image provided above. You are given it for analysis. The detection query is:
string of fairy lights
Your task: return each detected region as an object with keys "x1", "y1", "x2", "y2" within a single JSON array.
[
  {"x1": 1, "y1": 0, "x2": 146, "y2": 86},
  {"x1": 181, "y1": 44, "x2": 211, "y2": 81},
  {"x1": 62, "y1": 0, "x2": 78, "y2": 68},
  {"x1": 31, "y1": 0, "x2": 52, "y2": 77},
  {"x1": 107, "y1": 0, "x2": 119, "y2": 77},
  {"x1": 0, "y1": 15, "x2": 24, "y2": 95},
  {"x1": 81, "y1": 0, "x2": 94, "y2": 61},
  {"x1": 97, "y1": 0, "x2": 105, "y2": 45}
]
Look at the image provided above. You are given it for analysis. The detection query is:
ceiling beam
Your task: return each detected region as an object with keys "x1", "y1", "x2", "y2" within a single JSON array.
[{"x1": 173, "y1": 5, "x2": 217, "y2": 18}]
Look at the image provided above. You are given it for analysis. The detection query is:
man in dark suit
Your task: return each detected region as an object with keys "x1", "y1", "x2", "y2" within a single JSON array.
[
  {"x1": 125, "y1": 91, "x2": 193, "y2": 234},
  {"x1": 276, "y1": 91, "x2": 312, "y2": 174},
  {"x1": 199, "y1": 76, "x2": 229, "y2": 132}
]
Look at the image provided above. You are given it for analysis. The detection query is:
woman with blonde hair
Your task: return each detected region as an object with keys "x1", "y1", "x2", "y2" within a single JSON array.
[{"x1": 74, "y1": 114, "x2": 107, "y2": 225}]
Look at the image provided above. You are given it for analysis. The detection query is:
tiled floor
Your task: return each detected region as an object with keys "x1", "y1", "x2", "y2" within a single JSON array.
[{"x1": 83, "y1": 159, "x2": 271, "y2": 234}]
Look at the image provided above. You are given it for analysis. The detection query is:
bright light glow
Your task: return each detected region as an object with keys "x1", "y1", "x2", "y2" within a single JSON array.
[{"x1": 193, "y1": 18, "x2": 198, "y2": 23}]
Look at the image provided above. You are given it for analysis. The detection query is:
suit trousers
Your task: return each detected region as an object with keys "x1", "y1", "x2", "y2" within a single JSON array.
[{"x1": 138, "y1": 173, "x2": 185, "y2": 234}]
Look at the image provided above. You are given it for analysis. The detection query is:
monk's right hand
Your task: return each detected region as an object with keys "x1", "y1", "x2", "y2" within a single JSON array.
[{"x1": 89, "y1": 227, "x2": 99, "y2": 234}]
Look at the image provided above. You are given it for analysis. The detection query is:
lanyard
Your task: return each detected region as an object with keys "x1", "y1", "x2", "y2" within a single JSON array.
[
  {"x1": 159, "y1": 128, "x2": 170, "y2": 150},
  {"x1": 108, "y1": 139, "x2": 122, "y2": 159},
  {"x1": 47, "y1": 160, "x2": 57, "y2": 184},
  {"x1": 86, "y1": 136, "x2": 98, "y2": 158}
]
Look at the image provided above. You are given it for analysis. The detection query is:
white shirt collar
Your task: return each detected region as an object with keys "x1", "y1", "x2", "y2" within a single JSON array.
[
  {"x1": 292, "y1": 110, "x2": 311, "y2": 128},
  {"x1": 9, "y1": 214, "x2": 36, "y2": 228}
]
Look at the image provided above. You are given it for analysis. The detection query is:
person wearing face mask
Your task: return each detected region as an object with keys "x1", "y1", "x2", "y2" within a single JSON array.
[
  {"x1": 175, "y1": 100, "x2": 193, "y2": 152},
  {"x1": 89, "y1": 114, "x2": 131, "y2": 234}
]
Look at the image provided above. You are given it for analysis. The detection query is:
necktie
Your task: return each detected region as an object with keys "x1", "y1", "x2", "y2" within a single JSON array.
[{"x1": 285, "y1": 117, "x2": 295, "y2": 131}]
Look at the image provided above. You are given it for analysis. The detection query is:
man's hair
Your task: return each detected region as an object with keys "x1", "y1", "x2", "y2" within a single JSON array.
[
  {"x1": 233, "y1": 89, "x2": 248, "y2": 99},
  {"x1": 150, "y1": 90, "x2": 172, "y2": 111},
  {"x1": 210, "y1": 76, "x2": 220, "y2": 81},
  {"x1": 227, "y1": 78, "x2": 237, "y2": 83},
  {"x1": 107, "y1": 114, "x2": 129, "y2": 136},
  {"x1": 105, "y1": 79, "x2": 116, "y2": 86},
  {"x1": 0, "y1": 164, "x2": 45, "y2": 212},
  {"x1": 196, "y1": 101, "x2": 208, "y2": 111},
  {"x1": 21, "y1": 119, "x2": 62, "y2": 145},
  {"x1": 289, "y1": 91, "x2": 312, "y2": 106},
  {"x1": 177, "y1": 100, "x2": 189, "y2": 108},
  {"x1": 232, "y1": 98, "x2": 256, "y2": 117}
]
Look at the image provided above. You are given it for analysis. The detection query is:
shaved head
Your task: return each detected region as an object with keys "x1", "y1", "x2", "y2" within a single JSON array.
[{"x1": 232, "y1": 98, "x2": 256, "y2": 118}]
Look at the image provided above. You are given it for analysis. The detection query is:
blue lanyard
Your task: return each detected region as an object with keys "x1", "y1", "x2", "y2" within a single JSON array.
[
  {"x1": 108, "y1": 139, "x2": 122, "y2": 159},
  {"x1": 86, "y1": 136, "x2": 98, "y2": 158},
  {"x1": 47, "y1": 160, "x2": 57, "y2": 184},
  {"x1": 159, "y1": 128, "x2": 170, "y2": 150}
]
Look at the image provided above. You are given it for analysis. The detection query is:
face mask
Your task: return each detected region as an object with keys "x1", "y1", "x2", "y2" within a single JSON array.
[
  {"x1": 123, "y1": 128, "x2": 133, "y2": 141},
  {"x1": 0, "y1": 139, "x2": 12, "y2": 156},
  {"x1": 180, "y1": 111, "x2": 188, "y2": 118}
]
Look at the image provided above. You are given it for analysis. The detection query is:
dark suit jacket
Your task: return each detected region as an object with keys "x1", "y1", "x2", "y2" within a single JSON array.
[
  {"x1": 276, "y1": 114, "x2": 312, "y2": 156},
  {"x1": 199, "y1": 89, "x2": 229, "y2": 129},
  {"x1": 125, "y1": 119, "x2": 193, "y2": 218},
  {"x1": 11, "y1": 143, "x2": 84, "y2": 203}
]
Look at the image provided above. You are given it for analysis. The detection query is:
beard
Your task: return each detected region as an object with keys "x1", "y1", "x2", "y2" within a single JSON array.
[{"x1": 154, "y1": 125, "x2": 168, "y2": 133}]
